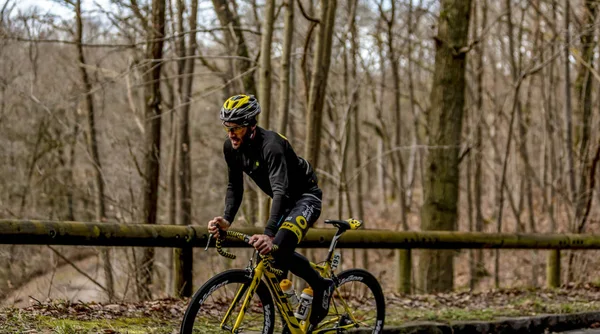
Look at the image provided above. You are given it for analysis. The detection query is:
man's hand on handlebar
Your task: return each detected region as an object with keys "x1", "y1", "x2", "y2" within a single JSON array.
[
  {"x1": 208, "y1": 217, "x2": 231, "y2": 237},
  {"x1": 249, "y1": 234, "x2": 275, "y2": 255}
]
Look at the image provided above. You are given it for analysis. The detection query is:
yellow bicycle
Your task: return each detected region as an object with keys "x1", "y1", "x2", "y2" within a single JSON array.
[{"x1": 179, "y1": 219, "x2": 385, "y2": 334}]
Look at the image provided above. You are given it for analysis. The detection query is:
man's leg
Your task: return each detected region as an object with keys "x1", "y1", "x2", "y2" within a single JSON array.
[{"x1": 271, "y1": 191, "x2": 333, "y2": 329}]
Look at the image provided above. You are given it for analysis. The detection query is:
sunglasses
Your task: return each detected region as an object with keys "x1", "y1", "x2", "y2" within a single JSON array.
[{"x1": 223, "y1": 124, "x2": 246, "y2": 134}]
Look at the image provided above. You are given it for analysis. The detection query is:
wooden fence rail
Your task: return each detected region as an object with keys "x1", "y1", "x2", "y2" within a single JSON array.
[{"x1": 1, "y1": 220, "x2": 599, "y2": 290}]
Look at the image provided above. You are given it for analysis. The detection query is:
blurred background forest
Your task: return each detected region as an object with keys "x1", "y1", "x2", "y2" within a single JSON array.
[{"x1": 0, "y1": 0, "x2": 599, "y2": 305}]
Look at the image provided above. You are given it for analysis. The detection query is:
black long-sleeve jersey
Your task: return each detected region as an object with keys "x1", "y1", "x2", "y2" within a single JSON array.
[{"x1": 223, "y1": 127, "x2": 319, "y2": 236}]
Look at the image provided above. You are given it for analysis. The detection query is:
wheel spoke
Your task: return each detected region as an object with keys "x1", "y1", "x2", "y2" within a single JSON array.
[
  {"x1": 315, "y1": 270, "x2": 384, "y2": 333},
  {"x1": 180, "y1": 270, "x2": 275, "y2": 334}
]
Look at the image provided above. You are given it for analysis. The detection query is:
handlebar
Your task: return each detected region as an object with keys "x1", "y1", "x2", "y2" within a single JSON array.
[{"x1": 205, "y1": 230, "x2": 282, "y2": 275}]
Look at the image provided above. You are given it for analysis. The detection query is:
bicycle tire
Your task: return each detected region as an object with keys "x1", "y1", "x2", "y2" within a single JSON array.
[
  {"x1": 180, "y1": 269, "x2": 275, "y2": 334},
  {"x1": 321, "y1": 269, "x2": 385, "y2": 334}
]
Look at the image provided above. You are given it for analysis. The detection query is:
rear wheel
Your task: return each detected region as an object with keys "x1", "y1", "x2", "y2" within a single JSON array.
[
  {"x1": 180, "y1": 269, "x2": 275, "y2": 334},
  {"x1": 318, "y1": 269, "x2": 385, "y2": 334}
]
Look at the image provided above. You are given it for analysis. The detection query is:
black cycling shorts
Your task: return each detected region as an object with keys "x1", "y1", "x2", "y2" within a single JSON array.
[
  {"x1": 271, "y1": 188, "x2": 323, "y2": 281},
  {"x1": 276, "y1": 189, "x2": 322, "y2": 244}
]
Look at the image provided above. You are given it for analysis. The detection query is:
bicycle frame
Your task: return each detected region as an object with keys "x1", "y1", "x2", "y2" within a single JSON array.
[
  {"x1": 215, "y1": 220, "x2": 363, "y2": 334},
  {"x1": 218, "y1": 256, "x2": 307, "y2": 333}
]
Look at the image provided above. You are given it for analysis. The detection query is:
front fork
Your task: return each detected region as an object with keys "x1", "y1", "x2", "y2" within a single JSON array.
[{"x1": 220, "y1": 263, "x2": 266, "y2": 332}]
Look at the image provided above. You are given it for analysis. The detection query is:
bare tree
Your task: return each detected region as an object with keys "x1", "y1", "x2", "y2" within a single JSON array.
[
  {"x1": 138, "y1": 0, "x2": 166, "y2": 301},
  {"x1": 73, "y1": 0, "x2": 115, "y2": 300},
  {"x1": 172, "y1": 0, "x2": 198, "y2": 298},
  {"x1": 567, "y1": 0, "x2": 598, "y2": 282},
  {"x1": 405, "y1": 0, "x2": 425, "y2": 208},
  {"x1": 377, "y1": 0, "x2": 408, "y2": 232},
  {"x1": 277, "y1": 0, "x2": 295, "y2": 134},
  {"x1": 258, "y1": 0, "x2": 275, "y2": 129},
  {"x1": 419, "y1": 0, "x2": 472, "y2": 293},
  {"x1": 211, "y1": 0, "x2": 260, "y2": 226},
  {"x1": 304, "y1": 0, "x2": 337, "y2": 169},
  {"x1": 573, "y1": 0, "x2": 597, "y2": 232},
  {"x1": 468, "y1": 0, "x2": 487, "y2": 291},
  {"x1": 563, "y1": 0, "x2": 576, "y2": 212},
  {"x1": 257, "y1": 0, "x2": 276, "y2": 227},
  {"x1": 211, "y1": 0, "x2": 257, "y2": 94}
]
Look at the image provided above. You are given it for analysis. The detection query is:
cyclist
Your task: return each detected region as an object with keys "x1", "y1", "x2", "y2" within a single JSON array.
[{"x1": 208, "y1": 94, "x2": 334, "y2": 331}]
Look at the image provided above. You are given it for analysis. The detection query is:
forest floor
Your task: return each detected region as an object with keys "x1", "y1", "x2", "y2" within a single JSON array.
[{"x1": 2, "y1": 284, "x2": 600, "y2": 333}]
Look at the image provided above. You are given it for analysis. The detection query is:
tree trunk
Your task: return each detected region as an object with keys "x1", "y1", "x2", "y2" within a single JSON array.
[
  {"x1": 375, "y1": 21, "x2": 387, "y2": 202},
  {"x1": 165, "y1": 0, "x2": 179, "y2": 295},
  {"x1": 561, "y1": 0, "x2": 575, "y2": 285},
  {"x1": 138, "y1": 0, "x2": 166, "y2": 301},
  {"x1": 211, "y1": 0, "x2": 259, "y2": 225},
  {"x1": 469, "y1": 0, "x2": 486, "y2": 291},
  {"x1": 568, "y1": 0, "x2": 597, "y2": 282},
  {"x1": 405, "y1": 0, "x2": 424, "y2": 209},
  {"x1": 304, "y1": 0, "x2": 337, "y2": 169},
  {"x1": 573, "y1": 0, "x2": 597, "y2": 231},
  {"x1": 418, "y1": 0, "x2": 471, "y2": 293},
  {"x1": 506, "y1": 0, "x2": 538, "y2": 284},
  {"x1": 257, "y1": 0, "x2": 275, "y2": 226},
  {"x1": 74, "y1": 0, "x2": 114, "y2": 301},
  {"x1": 541, "y1": 0, "x2": 560, "y2": 287},
  {"x1": 211, "y1": 0, "x2": 257, "y2": 94},
  {"x1": 563, "y1": 0, "x2": 576, "y2": 215},
  {"x1": 277, "y1": 0, "x2": 294, "y2": 134},
  {"x1": 382, "y1": 1, "x2": 407, "y2": 215},
  {"x1": 66, "y1": 120, "x2": 79, "y2": 222},
  {"x1": 167, "y1": 116, "x2": 176, "y2": 294},
  {"x1": 347, "y1": 0, "x2": 367, "y2": 271},
  {"x1": 258, "y1": 0, "x2": 275, "y2": 129},
  {"x1": 173, "y1": 0, "x2": 197, "y2": 298}
]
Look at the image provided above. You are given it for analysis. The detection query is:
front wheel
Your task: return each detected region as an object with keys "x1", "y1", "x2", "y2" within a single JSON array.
[
  {"x1": 180, "y1": 269, "x2": 275, "y2": 334},
  {"x1": 319, "y1": 269, "x2": 385, "y2": 334}
]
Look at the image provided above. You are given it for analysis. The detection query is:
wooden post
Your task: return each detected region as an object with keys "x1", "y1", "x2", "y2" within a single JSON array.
[
  {"x1": 396, "y1": 249, "x2": 411, "y2": 294},
  {"x1": 546, "y1": 249, "x2": 561, "y2": 288}
]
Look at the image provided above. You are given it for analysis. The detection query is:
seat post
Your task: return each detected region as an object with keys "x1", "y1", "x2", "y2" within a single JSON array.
[{"x1": 326, "y1": 228, "x2": 344, "y2": 264}]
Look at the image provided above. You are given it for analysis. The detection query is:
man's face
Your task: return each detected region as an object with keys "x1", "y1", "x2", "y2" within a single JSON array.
[{"x1": 223, "y1": 122, "x2": 248, "y2": 149}]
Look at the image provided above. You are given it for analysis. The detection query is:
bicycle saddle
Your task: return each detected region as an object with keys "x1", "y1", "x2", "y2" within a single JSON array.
[{"x1": 324, "y1": 219, "x2": 362, "y2": 231}]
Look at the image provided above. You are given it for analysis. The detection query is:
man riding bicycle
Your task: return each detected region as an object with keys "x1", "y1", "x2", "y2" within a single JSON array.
[{"x1": 207, "y1": 94, "x2": 334, "y2": 332}]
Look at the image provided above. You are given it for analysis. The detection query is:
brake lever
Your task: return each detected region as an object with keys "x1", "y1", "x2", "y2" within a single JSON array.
[
  {"x1": 206, "y1": 228, "x2": 227, "y2": 251},
  {"x1": 204, "y1": 233, "x2": 213, "y2": 251}
]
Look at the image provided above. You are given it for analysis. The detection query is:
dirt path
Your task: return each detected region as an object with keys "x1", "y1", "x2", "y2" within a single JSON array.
[{"x1": 4, "y1": 254, "x2": 113, "y2": 307}]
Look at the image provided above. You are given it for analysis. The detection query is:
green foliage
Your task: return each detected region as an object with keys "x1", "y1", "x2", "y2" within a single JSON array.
[
  {"x1": 53, "y1": 321, "x2": 78, "y2": 334},
  {"x1": 0, "y1": 312, "x2": 178, "y2": 334},
  {"x1": 41, "y1": 317, "x2": 176, "y2": 333}
]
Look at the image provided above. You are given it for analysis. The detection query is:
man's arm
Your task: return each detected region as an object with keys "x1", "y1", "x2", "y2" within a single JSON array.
[
  {"x1": 223, "y1": 146, "x2": 244, "y2": 224},
  {"x1": 263, "y1": 142, "x2": 290, "y2": 236}
]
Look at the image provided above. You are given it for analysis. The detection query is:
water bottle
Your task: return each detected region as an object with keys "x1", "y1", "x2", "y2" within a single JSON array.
[
  {"x1": 294, "y1": 287, "x2": 313, "y2": 320},
  {"x1": 279, "y1": 279, "x2": 299, "y2": 309}
]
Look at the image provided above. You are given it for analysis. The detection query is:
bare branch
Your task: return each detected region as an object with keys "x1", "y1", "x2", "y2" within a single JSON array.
[
  {"x1": 5, "y1": 26, "x2": 262, "y2": 48},
  {"x1": 455, "y1": 11, "x2": 509, "y2": 55},
  {"x1": 155, "y1": 65, "x2": 258, "y2": 120},
  {"x1": 47, "y1": 245, "x2": 110, "y2": 295},
  {"x1": 571, "y1": 47, "x2": 600, "y2": 84},
  {"x1": 296, "y1": 0, "x2": 319, "y2": 23},
  {"x1": 1, "y1": 0, "x2": 15, "y2": 25},
  {"x1": 129, "y1": 0, "x2": 149, "y2": 31}
]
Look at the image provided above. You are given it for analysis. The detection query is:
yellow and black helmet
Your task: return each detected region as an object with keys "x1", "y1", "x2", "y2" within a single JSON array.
[{"x1": 220, "y1": 94, "x2": 261, "y2": 125}]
